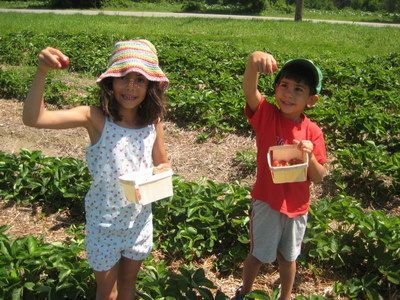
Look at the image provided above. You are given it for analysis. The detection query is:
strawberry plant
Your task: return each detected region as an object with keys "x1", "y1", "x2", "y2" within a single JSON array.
[
  {"x1": 304, "y1": 195, "x2": 400, "y2": 298},
  {"x1": 331, "y1": 141, "x2": 399, "y2": 206},
  {"x1": 0, "y1": 225, "x2": 229, "y2": 299},
  {"x1": 232, "y1": 150, "x2": 257, "y2": 178},
  {"x1": 0, "y1": 150, "x2": 90, "y2": 214},
  {"x1": 139, "y1": 263, "x2": 228, "y2": 300},
  {"x1": 153, "y1": 177, "x2": 251, "y2": 273},
  {"x1": 0, "y1": 225, "x2": 95, "y2": 299},
  {"x1": 1, "y1": 147, "x2": 399, "y2": 297},
  {"x1": 0, "y1": 68, "x2": 68, "y2": 105}
]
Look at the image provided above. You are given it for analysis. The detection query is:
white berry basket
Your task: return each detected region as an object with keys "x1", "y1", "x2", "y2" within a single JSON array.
[
  {"x1": 119, "y1": 168, "x2": 174, "y2": 205},
  {"x1": 267, "y1": 145, "x2": 309, "y2": 184}
]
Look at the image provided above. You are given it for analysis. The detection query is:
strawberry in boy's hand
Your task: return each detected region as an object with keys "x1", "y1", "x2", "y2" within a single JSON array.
[{"x1": 271, "y1": 60, "x2": 278, "y2": 72}]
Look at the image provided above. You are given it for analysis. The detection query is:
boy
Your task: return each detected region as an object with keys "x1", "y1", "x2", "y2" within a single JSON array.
[{"x1": 235, "y1": 51, "x2": 327, "y2": 300}]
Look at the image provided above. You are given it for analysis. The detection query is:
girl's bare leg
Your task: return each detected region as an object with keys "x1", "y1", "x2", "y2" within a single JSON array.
[
  {"x1": 94, "y1": 262, "x2": 119, "y2": 300},
  {"x1": 116, "y1": 257, "x2": 143, "y2": 300}
]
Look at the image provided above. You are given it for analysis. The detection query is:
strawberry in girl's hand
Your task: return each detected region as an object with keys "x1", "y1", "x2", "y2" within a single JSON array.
[{"x1": 59, "y1": 57, "x2": 70, "y2": 69}]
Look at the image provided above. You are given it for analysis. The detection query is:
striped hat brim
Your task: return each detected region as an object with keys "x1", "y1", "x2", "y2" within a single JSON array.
[{"x1": 96, "y1": 40, "x2": 169, "y2": 89}]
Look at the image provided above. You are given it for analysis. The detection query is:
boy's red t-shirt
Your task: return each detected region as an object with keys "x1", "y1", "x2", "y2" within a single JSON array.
[{"x1": 245, "y1": 98, "x2": 327, "y2": 217}]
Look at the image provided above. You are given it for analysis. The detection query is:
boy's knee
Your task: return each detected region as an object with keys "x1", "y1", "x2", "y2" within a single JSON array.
[
  {"x1": 246, "y1": 253, "x2": 264, "y2": 265},
  {"x1": 277, "y1": 251, "x2": 295, "y2": 264}
]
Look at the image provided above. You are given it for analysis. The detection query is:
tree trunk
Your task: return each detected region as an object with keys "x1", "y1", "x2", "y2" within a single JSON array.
[{"x1": 295, "y1": 0, "x2": 303, "y2": 21}]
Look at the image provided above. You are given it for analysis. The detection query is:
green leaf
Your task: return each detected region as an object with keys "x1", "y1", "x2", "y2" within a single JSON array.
[
  {"x1": 0, "y1": 241, "x2": 12, "y2": 258},
  {"x1": 246, "y1": 289, "x2": 269, "y2": 299},
  {"x1": 24, "y1": 282, "x2": 35, "y2": 290},
  {"x1": 11, "y1": 287, "x2": 23, "y2": 300},
  {"x1": 26, "y1": 236, "x2": 37, "y2": 255},
  {"x1": 59, "y1": 268, "x2": 72, "y2": 282}
]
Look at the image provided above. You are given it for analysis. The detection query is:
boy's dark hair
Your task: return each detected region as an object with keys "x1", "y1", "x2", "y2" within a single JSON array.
[
  {"x1": 99, "y1": 78, "x2": 166, "y2": 126},
  {"x1": 274, "y1": 59, "x2": 322, "y2": 95},
  {"x1": 275, "y1": 64, "x2": 317, "y2": 95}
]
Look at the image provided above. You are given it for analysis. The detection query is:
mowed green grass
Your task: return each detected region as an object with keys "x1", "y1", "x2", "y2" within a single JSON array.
[
  {"x1": 0, "y1": 12, "x2": 399, "y2": 61},
  {"x1": 1, "y1": 0, "x2": 399, "y2": 23}
]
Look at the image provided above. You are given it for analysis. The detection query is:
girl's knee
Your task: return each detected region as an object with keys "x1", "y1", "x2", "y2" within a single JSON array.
[{"x1": 96, "y1": 287, "x2": 117, "y2": 300}]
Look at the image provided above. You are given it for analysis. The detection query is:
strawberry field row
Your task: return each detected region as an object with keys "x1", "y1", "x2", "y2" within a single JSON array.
[
  {"x1": 0, "y1": 22, "x2": 399, "y2": 299},
  {"x1": 0, "y1": 150, "x2": 399, "y2": 298},
  {"x1": 0, "y1": 31, "x2": 398, "y2": 208}
]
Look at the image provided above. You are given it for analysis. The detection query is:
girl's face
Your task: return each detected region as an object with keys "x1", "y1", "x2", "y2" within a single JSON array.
[
  {"x1": 275, "y1": 77, "x2": 318, "y2": 122},
  {"x1": 112, "y1": 72, "x2": 149, "y2": 111}
]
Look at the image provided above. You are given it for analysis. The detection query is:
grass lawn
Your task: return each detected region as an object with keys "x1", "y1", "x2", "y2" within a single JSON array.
[
  {"x1": 0, "y1": 0, "x2": 399, "y2": 23},
  {"x1": 0, "y1": 12, "x2": 399, "y2": 62}
]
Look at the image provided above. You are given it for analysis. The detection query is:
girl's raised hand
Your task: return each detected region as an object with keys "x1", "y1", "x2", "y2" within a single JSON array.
[
  {"x1": 38, "y1": 47, "x2": 70, "y2": 72},
  {"x1": 248, "y1": 51, "x2": 278, "y2": 75}
]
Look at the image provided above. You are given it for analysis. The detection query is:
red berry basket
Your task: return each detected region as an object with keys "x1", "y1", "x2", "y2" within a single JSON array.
[{"x1": 267, "y1": 145, "x2": 309, "y2": 184}]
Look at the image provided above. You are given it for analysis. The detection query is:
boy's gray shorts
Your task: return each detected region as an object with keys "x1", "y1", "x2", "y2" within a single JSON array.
[{"x1": 250, "y1": 199, "x2": 307, "y2": 263}]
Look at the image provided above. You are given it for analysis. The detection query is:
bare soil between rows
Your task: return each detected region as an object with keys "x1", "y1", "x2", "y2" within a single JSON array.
[{"x1": 0, "y1": 98, "x2": 337, "y2": 298}]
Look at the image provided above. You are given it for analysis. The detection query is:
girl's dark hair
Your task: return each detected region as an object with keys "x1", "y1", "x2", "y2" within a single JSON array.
[
  {"x1": 276, "y1": 64, "x2": 317, "y2": 95},
  {"x1": 98, "y1": 78, "x2": 167, "y2": 126}
]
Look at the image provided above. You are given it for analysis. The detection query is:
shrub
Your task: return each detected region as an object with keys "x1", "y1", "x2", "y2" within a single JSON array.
[
  {"x1": 48, "y1": 0, "x2": 103, "y2": 9},
  {"x1": 182, "y1": 1, "x2": 204, "y2": 12},
  {"x1": 230, "y1": 0, "x2": 268, "y2": 12}
]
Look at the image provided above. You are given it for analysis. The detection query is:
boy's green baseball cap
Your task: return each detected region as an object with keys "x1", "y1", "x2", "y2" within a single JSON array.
[{"x1": 274, "y1": 58, "x2": 323, "y2": 94}]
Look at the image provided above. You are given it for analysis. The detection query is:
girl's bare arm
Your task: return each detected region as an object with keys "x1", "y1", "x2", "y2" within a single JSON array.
[
  {"x1": 23, "y1": 47, "x2": 93, "y2": 129},
  {"x1": 22, "y1": 47, "x2": 104, "y2": 143},
  {"x1": 152, "y1": 121, "x2": 171, "y2": 173}
]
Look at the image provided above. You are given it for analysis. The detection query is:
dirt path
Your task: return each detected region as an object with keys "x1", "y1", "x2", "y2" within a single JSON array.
[{"x1": 0, "y1": 98, "x2": 255, "y2": 184}]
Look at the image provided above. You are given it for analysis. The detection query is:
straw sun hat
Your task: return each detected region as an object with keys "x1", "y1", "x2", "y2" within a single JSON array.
[{"x1": 96, "y1": 39, "x2": 169, "y2": 89}]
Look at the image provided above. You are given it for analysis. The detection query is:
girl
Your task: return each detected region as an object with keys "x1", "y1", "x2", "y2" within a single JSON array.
[{"x1": 23, "y1": 39, "x2": 171, "y2": 299}]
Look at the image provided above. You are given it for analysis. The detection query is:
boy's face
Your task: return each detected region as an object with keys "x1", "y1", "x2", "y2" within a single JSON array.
[{"x1": 275, "y1": 77, "x2": 319, "y2": 122}]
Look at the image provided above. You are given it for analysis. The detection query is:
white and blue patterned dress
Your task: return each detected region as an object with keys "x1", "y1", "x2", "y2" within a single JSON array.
[{"x1": 84, "y1": 118, "x2": 155, "y2": 271}]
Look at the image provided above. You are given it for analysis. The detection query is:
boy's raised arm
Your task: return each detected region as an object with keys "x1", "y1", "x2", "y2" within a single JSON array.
[{"x1": 243, "y1": 51, "x2": 277, "y2": 112}]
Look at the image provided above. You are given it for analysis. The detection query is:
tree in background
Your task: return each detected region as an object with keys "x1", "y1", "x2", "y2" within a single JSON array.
[{"x1": 295, "y1": 0, "x2": 303, "y2": 20}]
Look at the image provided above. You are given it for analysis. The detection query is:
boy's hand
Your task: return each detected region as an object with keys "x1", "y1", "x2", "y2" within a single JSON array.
[
  {"x1": 248, "y1": 51, "x2": 278, "y2": 75},
  {"x1": 294, "y1": 139, "x2": 327, "y2": 183},
  {"x1": 38, "y1": 47, "x2": 70, "y2": 73},
  {"x1": 243, "y1": 51, "x2": 278, "y2": 112},
  {"x1": 293, "y1": 139, "x2": 313, "y2": 154}
]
